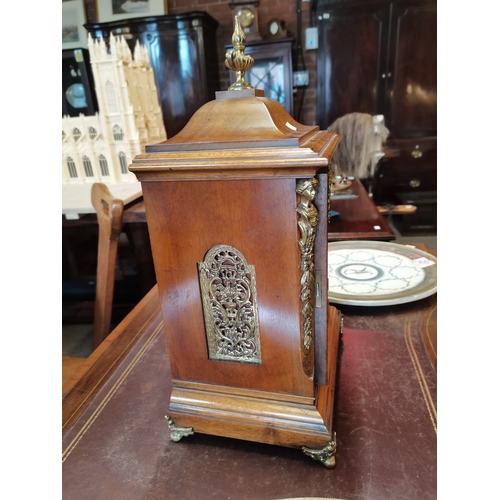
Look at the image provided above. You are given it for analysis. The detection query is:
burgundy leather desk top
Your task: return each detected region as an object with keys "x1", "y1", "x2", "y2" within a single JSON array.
[{"x1": 62, "y1": 287, "x2": 437, "y2": 500}]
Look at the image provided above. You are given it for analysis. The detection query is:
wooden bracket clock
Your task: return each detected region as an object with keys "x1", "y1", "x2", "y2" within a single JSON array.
[
  {"x1": 229, "y1": 0, "x2": 262, "y2": 41},
  {"x1": 266, "y1": 18, "x2": 288, "y2": 39},
  {"x1": 129, "y1": 19, "x2": 343, "y2": 468}
]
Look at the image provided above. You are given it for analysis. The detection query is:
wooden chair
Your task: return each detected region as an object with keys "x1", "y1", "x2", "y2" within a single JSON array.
[{"x1": 91, "y1": 183, "x2": 124, "y2": 349}]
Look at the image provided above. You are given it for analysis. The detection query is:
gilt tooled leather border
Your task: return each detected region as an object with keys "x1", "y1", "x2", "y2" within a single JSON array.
[
  {"x1": 62, "y1": 322, "x2": 164, "y2": 462},
  {"x1": 404, "y1": 318, "x2": 437, "y2": 433}
]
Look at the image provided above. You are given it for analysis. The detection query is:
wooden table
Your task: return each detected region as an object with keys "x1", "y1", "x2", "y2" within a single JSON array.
[
  {"x1": 63, "y1": 243, "x2": 437, "y2": 499},
  {"x1": 63, "y1": 198, "x2": 155, "y2": 299},
  {"x1": 65, "y1": 177, "x2": 392, "y2": 248},
  {"x1": 62, "y1": 198, "x2": 147, "y2": 226},
  {"x1": 328, "y1": 177, "x2": 395, "y2": 241},
  {"x1": 63, "y1": 177, "x2": 392, "y2": 324}
]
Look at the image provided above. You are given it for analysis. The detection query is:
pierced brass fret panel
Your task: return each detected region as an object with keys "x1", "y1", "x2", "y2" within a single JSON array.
[{"x1": 198, "y1": 245, "x2": 262, "y2": 364}]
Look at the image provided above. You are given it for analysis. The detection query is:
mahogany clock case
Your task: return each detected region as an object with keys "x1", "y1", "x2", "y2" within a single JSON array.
[{"x1": 130, "y1": 92, "x2": 343, "y2": 463}]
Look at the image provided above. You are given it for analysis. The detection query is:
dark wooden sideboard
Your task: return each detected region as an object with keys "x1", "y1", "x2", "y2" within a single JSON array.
[
  {"x1": 317, "y1": 0, "x2": 436, "y2": 138},
  {"x1": 85, "y1": 12, "x2": 220, "y2": 139},
  {"x1": 316, "y1": 0, "x2": 437, "y2": 231},
  {"x1": 372, "y1": 136, "x2": 437, "y2": 232}
]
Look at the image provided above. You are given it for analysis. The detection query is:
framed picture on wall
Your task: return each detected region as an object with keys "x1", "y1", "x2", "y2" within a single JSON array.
[
  {"x1": 97, "y1": 0, "x2": 167, "y2": 23},
  {"x1": 62, "y1": 0, "x2": 88, "y2": 49}
]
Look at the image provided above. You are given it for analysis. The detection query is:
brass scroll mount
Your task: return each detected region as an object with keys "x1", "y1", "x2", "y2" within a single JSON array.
[
  {"x1": 296, "y1": 178, "x2": 319, "y2": 351},
  {"x1": 296, "y1": 178, "x2": 318, "y2": 380},
  {"x1": 225, "y1": 16, "x2": 255, "y2": 91}
]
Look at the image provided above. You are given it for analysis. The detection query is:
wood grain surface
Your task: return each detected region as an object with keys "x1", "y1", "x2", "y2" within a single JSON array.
[
  {"x1": 328, "y1": 178, "x2": 395, "y2": 241},
  {"x1": 91, "y1": 183, "x2": 124, "y2": 349}
]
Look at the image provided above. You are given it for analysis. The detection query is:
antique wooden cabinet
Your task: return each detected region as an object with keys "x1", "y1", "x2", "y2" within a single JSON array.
[
  {"x1": 130, "y1": 25, "x2": 343, "y2": 466},
  {"x1": 373, "y1": 136, "x2": 437, "y2": 202},
  {"x1": 316, "y1": 0, "x2": 437, "y2": 228},
  {"x1": 316, "y1": 0, "x2": 436, "y2": 137},
  {"x1": 62, "y1": 49, "x2": 98, "y2": 118},
  {"x1": 85, "y1": 12, "x2": 220, "y2": 138}
]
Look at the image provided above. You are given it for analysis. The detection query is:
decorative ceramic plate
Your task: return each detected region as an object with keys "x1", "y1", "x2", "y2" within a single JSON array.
[{"x1": 327, "y1": 241, "x2": 437, "y2": 306}]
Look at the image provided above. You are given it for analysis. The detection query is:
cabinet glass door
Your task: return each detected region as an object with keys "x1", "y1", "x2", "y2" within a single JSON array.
[
  {"x1": 246, "y1": 57, "x2": 286, "y2": 107},
  {"x1": 226, "y1": 38, "x2": 294, "y2": 116}
]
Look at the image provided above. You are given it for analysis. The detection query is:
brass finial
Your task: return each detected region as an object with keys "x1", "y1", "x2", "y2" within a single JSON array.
[{"x1": 225, "y1": 17, "x2": 254, "y2": 91}]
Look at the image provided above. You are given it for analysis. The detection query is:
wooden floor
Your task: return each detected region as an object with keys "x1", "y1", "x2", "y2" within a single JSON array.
[
  {"x1": 62, "y1": 322, "x2": 94, "y2": 389},
  {"x1": 62, "y1": 356, "x2": 87, "y2": 386}
]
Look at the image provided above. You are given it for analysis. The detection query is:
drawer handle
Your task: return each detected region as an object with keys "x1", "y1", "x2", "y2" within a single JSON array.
[
  {"x1": 411, "y1": 150, "x2": 423, "y2": 159},
  {"x1": 409, "y1": 179, "x2": 421, "y2": 188}
]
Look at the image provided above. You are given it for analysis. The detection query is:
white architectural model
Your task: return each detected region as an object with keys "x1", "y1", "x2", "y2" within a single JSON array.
[{"x1": 62, "y1": 34, "x2": 167, "y2": 184}]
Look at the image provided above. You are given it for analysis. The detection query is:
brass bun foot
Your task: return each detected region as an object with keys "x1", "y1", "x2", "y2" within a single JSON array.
[
  {"x1": 302, "y1": 433, "x2": 337, "y2": 468},
  {"x1": 165, "y1": 416, "x2": 194, "y2": 442}
]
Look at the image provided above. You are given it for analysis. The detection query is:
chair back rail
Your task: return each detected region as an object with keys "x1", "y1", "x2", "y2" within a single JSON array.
[{"x1": 91, "y1": 183, "x2": 124, "y2": 349}]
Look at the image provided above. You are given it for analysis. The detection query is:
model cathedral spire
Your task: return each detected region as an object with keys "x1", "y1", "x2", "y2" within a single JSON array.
[{"x1": 62, "y1": 34, "x2": 166, "y2": 185}]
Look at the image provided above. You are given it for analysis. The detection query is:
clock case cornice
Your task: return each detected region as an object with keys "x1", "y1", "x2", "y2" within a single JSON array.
[{"x1": 130, "y1": 92, "x2": 341, "y2": 181}]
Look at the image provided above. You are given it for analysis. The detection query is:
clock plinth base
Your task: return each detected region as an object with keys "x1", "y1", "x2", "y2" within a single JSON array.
[
  {"x1": 165, "y1": 305, "x2": 341, "y2": 466},
  {"x1": 169, "y1": 382, "x2": 333, "y2": 449}
]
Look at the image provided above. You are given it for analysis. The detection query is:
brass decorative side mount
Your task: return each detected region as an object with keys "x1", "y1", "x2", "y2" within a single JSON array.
[
  {"x1": 225, "y1": 16, "x2": 255, "y2": 91},
  {"x1": 296, "y1": 177, "x2": 319, "y2": 353}
]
